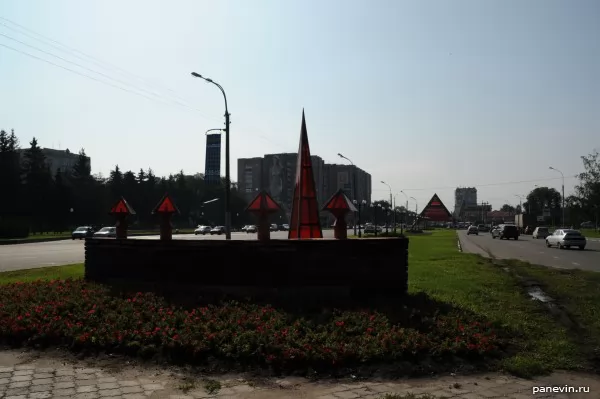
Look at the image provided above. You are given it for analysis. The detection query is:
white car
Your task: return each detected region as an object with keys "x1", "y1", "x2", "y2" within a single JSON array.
[
  {"x1": 93, "y1": 227, "x2": 116, "y2": 238},
  {"x1": 532, "y1": 226, "x2": 550, "y2": 239},
  {"x1": 194, "y1": 225, "x2": 211, "y2": 235},
  {"x1": 545, "y1": 229, "x2": 586, "y2": 250},
  {"x1": 245, "y1": 225, "x2": 257, "y2": 233}
]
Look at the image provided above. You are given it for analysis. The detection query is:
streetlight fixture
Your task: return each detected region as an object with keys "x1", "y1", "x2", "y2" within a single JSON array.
[
  {"x1": 410, "y1": 196, "x2": 417, "y2": 229},
  {"x1": 399, "y1": 191, "x2": 409, "y2": 233},
  {"x1": 353, "y1": 199, "x2": 367, "y2": 237},
  {"x1": 338, "y1": 153, "x2": 358, "y2": 235},
  {"x1": 549, "y1": 166, "x2": 565, "y2": 227},
  {"x1": 191, "y1": 71, "x2": 232, "y2": 240},
  {"x1": 381, "y1": 181, "x2": 393, "y2": 231}
]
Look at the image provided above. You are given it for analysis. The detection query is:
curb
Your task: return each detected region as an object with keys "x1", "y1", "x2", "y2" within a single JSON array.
[
  {"x1": 0, "y1": 232, "x2": 195, "y2": 245},
  {"x1": 456, "y1": 233, "x2": 463, "y2": 252}
]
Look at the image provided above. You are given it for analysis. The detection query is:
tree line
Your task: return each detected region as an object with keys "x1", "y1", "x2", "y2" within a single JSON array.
[{"x1": 0, "y1": 130, "x2": 254, "y2": 238}]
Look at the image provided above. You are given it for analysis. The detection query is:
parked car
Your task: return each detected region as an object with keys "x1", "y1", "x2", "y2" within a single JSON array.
[
  {"x1": 245, "y1": 225, "x2": 257, "y2": 233},
  {"x1": 491, "y1": 224, "x2": 519, "y2": 240},
  {"x1": 580, "y1": 221, "x2": 594, "y2": 229},
  {"x1": 210, "y1": 226, "x2": 225, "y2": 235},
  {"x1": 546, "y1": 229, "x2": 586, "y2": 250},
  {"x1": 270, "y1": 224, "x2": 279, "y2": 231},
  {"x1": 93, "y1": 227, "x2": 116, "y2": 238},
  {"x1": 532, "y1": 226, "x2": 550, "y2": 239},
  {"x1": 467, "y1": 225, "x2": 479, "y2": 235},
  {"x1": 363, "y1": 224, "x2": 382, "y2": 234},
  {"x1": 279, "y1": 224, "x2": 289, "y2": 231},
  {"x1": 71, "y1": 226, "x2": 94, "y2": 240},
  {"x1": 194, "y1": 225, "x2": 211, "y2": 235}
]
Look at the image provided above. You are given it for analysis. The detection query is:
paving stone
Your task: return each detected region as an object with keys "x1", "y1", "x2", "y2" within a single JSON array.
[
  {"x1": 232, "y1": 384, "x2": 254, "y2": 393},
  {"x1": 98, "y1": 388, "x2": 122, "y2": 397},
  {"x1": 459, "y1": 394, "x2": 487, "y2": 399},
  {"x1": 30, "y1": 384, "x2": 53, "y2": 393},
  {"x1": 121, "y1": 385, "x2": 143, "y2": 394},
  {"x1": 168, "y1": 396, "x2": 194, "y2": 399},
  {"x1": 76, "y1": 373, "x2": 98, "y2": 380},
  {"x1": 4, "y1": 395, "x2": 27, "y2": 399},
  {"x1": 137, "y1": 378, "x2": 156, "y2": 385},
  {"x1": 32, "y1": 373, "x2": 53, "y2": 380},
  {"x1": 14, "y1": 365, "x2": 35, "y2": 371},
  {"x1": 98, "y1": 377, "x2": 118, "y2": 384},
  {"x1": 142, "y1": 383, "x2": 163, "y2": 391},
  {"x1": 77, "y1": 385, "x2": 99, "y2": 393},
  {"x1": 316, "y1": 395, "x2": 339, "y2": 399},
  {"x1": 76, "y1": 379, "x2": 99, "y2": 387},
  {"x1": 31, "y1": 378, "x2": 53, "y2": 386},
  {"x1": 28, "y1": 391, "x2": 53, "y2": 399},
  {"x1": 4, "y1": 387, "x2": 29, "y2": 396},
  {"x1": 216, "y1": 387, "x2": 235, "y2": 395},
  {"x1": 55, "y1": 375, "x2": 75, "y2": 383},
  {"x1": 12, "y1": 370, "x2": 33, "y2": 376},
  {"x1": 0, "y1": 377, "x2": 10, "y2": 384},
  {"x1": 98, "y1": 382, "x2": 120, "y2": 390},
  {"x1": 55, "y1": 369, "x2": 75, "y2": 376},
  {"x1": 122, "y1": 394, "x2": 146, "y2": 399},
  {"x1": 9, "y1": 375, "x2": 32, "y2": 383},
  {"x1": 430, "y1": 389, "x2": 454, "y2": 397},
  {"x1": 0, "y1": 372, "x2": 12, "y2": 379},
  {"x1": 75, "y1": 393, "x2": 100, "y2": 399},
  {"x1": 8, "y1": 381, "x2": 31, "y2": 389},
  {"x1": 118, "y1": 380, "x2": 139, "y2": 387},
  {"x1": 35, "y1": 368, "x2": 55, "y2": 374},
  {"x1": 77, "y1": 368, "x2": 99, "y2": 374},
  {"x1": 53, "y1": 387, "x2": 77, "y2": 397},
  {"x1": 333, "y1": 391, "x2": 360, "y2": 398},
  {"x1": 54, "y1": 381, "x2": 76, "y2": 389},
  {"x1": 0, "y1": 367, "x2": 14, "y2": 374}
]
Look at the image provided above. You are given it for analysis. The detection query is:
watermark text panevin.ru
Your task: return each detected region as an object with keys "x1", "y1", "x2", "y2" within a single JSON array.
[{"x1": 533, "y1": 385, "x2": 590, "y2": 395}]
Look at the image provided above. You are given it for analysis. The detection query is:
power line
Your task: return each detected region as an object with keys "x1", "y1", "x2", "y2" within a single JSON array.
[
  {"x1": 372, "y1": 175, "x2": 578, "y2": 192},
  {"x1": 0, "y1": 16, "x2": 193, "y2": 106}
]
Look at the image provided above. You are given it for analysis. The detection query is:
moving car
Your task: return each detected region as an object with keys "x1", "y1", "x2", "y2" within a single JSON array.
[
  {"x1": 363, "y1": 224, "x2": 382, "y2": 234},
  {"x1": 71, "y1": 226, "x2": 94, "y2": 240},
  {"x1": 280, "y1": 224, "x2": 289, "y2": 231},
  {"x1": 194, "y1": 225, "x2": 211, "y2": 235},
  {"x1": 491, "y1": 224, "x2": 519, "y2": 240},
  {"x1": 546, "y1": 229, "x2": 586, "y2": 250},
  {"x1": 467, "y1": 225, "x2": 479, "y2": 235},
  {"x1": 93, "y1": 227, "x2": 116, "y2": 238},
  {"x1": 210, "y1": 226, "x2": 225, "y2": 235},
  {"x1": 532, "y1": 226, "x2": 550, "y2": 239},
  {"x1": 245, "y1": 225, "x2": 257, "y2": 233},
  {"x1": 270, "y1": 224, "x2": 279, "y2": 231}
]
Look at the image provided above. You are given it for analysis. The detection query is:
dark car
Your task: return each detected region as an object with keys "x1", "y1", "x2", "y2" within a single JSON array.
[
  {"x1": 71, "y1": 226, "x2": 94, "y2": 239},
  {"x1": 496, "y1": 224, "x2": 519, "y2": 240}
]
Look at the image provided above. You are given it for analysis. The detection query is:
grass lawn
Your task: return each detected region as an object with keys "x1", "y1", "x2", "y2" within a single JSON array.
[
  {"x1": 0, "y1": 231, "x2": 598, "y2": 378},
  {"x1": 0, "y1": 264, "x2": 84, "y2": 285},
  {"x1": 581, "y1": 228, "x2": 600, "y2": 238}
]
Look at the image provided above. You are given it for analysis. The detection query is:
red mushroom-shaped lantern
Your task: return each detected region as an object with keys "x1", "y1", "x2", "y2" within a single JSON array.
[
  {"x1": 245, "y1": 190, "x2": 282, "y2": 241},
  {"x1": 109, "y1": 197, "x2": 136, "y2": 239},
  {"x1": 322, "y1": 189, "x2": 357, "y2": 239}
]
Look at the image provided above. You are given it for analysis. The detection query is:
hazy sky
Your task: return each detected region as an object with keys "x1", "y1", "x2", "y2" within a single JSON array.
[{"x1": 1, "y1": 0, "x2": 598, "y2": 210}]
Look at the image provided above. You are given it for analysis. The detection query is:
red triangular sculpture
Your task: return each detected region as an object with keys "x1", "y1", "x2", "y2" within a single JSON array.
[
  {"x1": 288, "y1": 110, "x2": 323, "y2": 239},
  {"x1": 420, "y1": 193, "x2": 452, "y2": 222},
  {"x1": 152, "y1": 193, "x2": 180, "y2": 214},
  {"x1": 245, "y1": 190, "x2": 282, "y2": 213},
  {"x1": 110, "y1": 197, "x2": 136, "y2": 215},
  {"x1": 322, "y1": 189, "x2": 358, "y2": 213}
]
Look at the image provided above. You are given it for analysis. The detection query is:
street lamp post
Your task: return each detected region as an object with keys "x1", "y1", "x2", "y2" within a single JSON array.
[
  {"x1": 338, "y1": 153, "x2": 358, "y2": 236},
  {"x1": 410, "y1": 196, "x2": 417, "y2": 229},
  {"x1": 191, "y1": 72, "x2": 232, "y2": 240},
  {"x1": 399, "y1": 191, "x2": 409, "y2": 234},
  {"x1": 353, "y1": 199, "x2": 366, "y2": 237},
  {"x1": 549, "y1": 166, "x2": 565, "y2": 228},
  {"x1": 381, "y1": 181, "x2": 393, "y2": 231}
]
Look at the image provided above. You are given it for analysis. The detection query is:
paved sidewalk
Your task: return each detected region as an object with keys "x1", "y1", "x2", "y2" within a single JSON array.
[{"x1": 0, "y1": 350, "x2": 598, "y2": 398}]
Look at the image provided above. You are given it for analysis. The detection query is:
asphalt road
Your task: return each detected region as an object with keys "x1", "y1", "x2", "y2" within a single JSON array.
[
  {"x1": 458, "y1": 229, "x2": 600, "y2": 272},
  {"x1": 0, "y1": 230, "x2": 341, "y2": 272}
]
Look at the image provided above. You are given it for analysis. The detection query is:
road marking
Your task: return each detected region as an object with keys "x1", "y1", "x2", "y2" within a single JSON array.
[
  {"x1": 573, "y1": 262, "x2": 580, "y2": 266},
  {"x1": 553, "y1": 256, "x2": 559, "y2": 259}
]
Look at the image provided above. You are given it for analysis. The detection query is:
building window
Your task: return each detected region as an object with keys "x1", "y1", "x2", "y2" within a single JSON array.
[{"x1": 244, "y1": 167, "x2": 253, "y2": 193}]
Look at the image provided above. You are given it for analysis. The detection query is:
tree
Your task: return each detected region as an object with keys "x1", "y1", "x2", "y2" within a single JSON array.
[
  {"x1": 524, "y1": 187, "x2": 562, "y2": 215},
  {"x1": 108, "y1": 165, "x2": 123, "y2": 201},
  {"x1": 500, "y1": 204, "x2": 515, "y2": 213},
  {"x1": 574, "y1": 149, "x2": 600, "y2": 221},
  {"x1": 0, "y1": 129, "x2": 26, "y2": 237},
  {"x1": 22, "y1": 138, "x2": 53, "y2": 233},
  {"x1": 72, "y1": 149, "x2": 91, "y2": 180}
]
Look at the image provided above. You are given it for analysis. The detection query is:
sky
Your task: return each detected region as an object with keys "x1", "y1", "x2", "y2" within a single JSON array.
[{"x1": 1, "y1": 0, "x2": 598, "y2": 211}]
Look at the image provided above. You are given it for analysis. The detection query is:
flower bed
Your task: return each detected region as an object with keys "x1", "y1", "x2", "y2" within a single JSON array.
[{"x1": 0, "y1": 279, "x2": 504, "y2": 372}]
